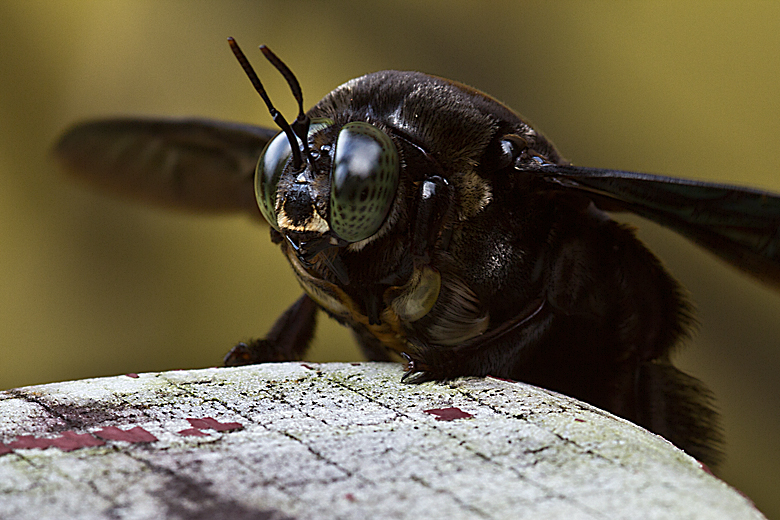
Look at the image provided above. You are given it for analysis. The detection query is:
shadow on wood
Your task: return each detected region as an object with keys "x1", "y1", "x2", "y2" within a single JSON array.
[{"x1": 0, "y1": 362, "x2": 765, "y2": 519}]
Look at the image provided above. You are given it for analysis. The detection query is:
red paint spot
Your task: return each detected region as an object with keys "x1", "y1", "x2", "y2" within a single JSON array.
[
  {"x1": 125, "y1": 373, "x2": 139, "y2": 378},
  {"x1": 487, "y1": 375, "x2": 517, "y2": 383},
  {"x1": 350, "y1": 363, "x2": 361, "y2": 366},
  {"x1": 345, "y1": 493, "x2": 357, "y2": 502},
  {"x1": 301, "y1": 363, "x2": 316, "y2": 370},
  {"x1": 94, "y1": 426, "x2": 158, "y2": 443},
  {"x1": 186, "y1": 417, "x2": 243, "y2": 432},
  {"x1": 424, "y1": 407, "x2": 474, "y2": 421},
  {"x1": 50, "y1": 431, "x2": 105, "y2": 452},
  {"x1": 0, "y1": 443, "x2": 12, "y2": 456},
  {"x1": 7, "y1": 432, "x2": 105, "y2": 452},
  {"x1": 178, "y1": 428, "x2": 209, "y2": 437},
  {"x1": 574, "y1": 418, "x2": 586, "y2": 423},
  {"x1": 8, "y1": 435, "x2": 54, "y2": 450}
]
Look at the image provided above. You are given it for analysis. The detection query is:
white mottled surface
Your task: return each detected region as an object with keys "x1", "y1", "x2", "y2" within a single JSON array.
[{"x1": 0, "y1": 362, "x2": 765, "y2": 520}]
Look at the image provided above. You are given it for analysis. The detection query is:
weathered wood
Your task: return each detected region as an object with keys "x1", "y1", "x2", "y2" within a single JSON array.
[{"x1": 0, "y1": 362, "x2": 765, "y2": 520}]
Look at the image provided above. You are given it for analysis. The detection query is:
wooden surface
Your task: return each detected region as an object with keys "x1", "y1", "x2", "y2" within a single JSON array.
[{"x1": 0, "y1": 362, "x2": 765, "y2": 520}]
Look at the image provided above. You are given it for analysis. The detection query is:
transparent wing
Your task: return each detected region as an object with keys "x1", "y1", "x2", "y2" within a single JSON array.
[
  {"x1": 53, "y1": 118, "x2": 277, "y2": 220},
  {"x1": 538, "y1": 164, "x2": 780, "y2": 288}
]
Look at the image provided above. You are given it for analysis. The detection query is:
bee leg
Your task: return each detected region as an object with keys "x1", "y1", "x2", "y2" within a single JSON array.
[
  {"x1": 223, "y1": 293, "x2": 317, "y2": 366},
  {"x1": 350, "y1": 326, "x2": 396, "y2": 362},
  {"x1": 410, "y1": 175, "x2": 455, "y2": 264},
  {"x1": 634, "y1": 361, "x2": 723, "y2": 468},
  {"x1": 400, "y1": 352, "x2": 437, "y2": 383}
]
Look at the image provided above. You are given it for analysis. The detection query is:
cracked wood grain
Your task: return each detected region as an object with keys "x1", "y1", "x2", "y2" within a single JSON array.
[{"x1": 0, "y1": 362, "x2": 766, "y2": 520}]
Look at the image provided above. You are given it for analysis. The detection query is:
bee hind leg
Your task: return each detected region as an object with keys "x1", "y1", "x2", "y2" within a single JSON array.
[{"x1": 634, "y1": 361, "x2": 723, "y2": 469}]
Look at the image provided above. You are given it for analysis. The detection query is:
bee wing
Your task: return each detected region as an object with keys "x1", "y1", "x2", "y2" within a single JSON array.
[
  {"x1": 539, "y1": 164, "x2": 780, "y2": 288},
  {"x1": 53, "y1": 118, "x2": 277, "y2": 220}
]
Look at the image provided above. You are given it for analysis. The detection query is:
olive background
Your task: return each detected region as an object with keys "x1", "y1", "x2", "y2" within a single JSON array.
[{"x1": 2, "y1": 2, "x2": 779, "y2": 517}]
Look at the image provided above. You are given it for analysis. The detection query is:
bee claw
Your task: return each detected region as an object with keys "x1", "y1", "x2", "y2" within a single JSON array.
[
  {"x1": 400, "y1": 352, "x2": 436, "y2": 383},
  {"x1": 400, "y1": 352, "x2": 416, "y2": 382}
]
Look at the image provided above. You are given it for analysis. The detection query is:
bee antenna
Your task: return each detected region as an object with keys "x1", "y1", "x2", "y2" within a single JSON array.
[
  {"x1": 259, "y1": 45, "x2": 312, "y2": 159},
  {"x1": 227, "y1": 37, "x2": 303, "y2": 170}
]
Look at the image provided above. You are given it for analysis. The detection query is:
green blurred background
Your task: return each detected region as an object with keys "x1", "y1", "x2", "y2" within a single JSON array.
[{"x1": 2, "y1": 1, "x2": 778, "y2": 517}]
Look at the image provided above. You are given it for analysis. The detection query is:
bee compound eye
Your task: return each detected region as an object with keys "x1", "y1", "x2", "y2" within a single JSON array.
[
  {"x1": 329, "y1": 122, "x2": 400, "y2": 243},
  {"x1": 254, "y1": 132, "x2": 293, "y2": 230}
]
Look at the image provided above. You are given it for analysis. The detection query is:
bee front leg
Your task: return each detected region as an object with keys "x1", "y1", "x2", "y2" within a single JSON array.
[
  {"x1": 400, "y1": 352, "x2": 437, "y2": 383},
  {"x1": 410, "y1": 175, "x2": 455, "y2": 264},
  {"x1": 223, "y1": 293, "x2": 318, "y2": 366}
]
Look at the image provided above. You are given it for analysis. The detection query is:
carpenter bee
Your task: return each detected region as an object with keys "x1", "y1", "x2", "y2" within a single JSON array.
[{"x1": 54, "y1": 39, "x2": 780, "y2": 468}]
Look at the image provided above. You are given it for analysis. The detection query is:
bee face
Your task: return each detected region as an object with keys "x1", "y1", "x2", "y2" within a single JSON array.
[{"x1": 255, "y1": 118, "x2": 401, "y2": 263}]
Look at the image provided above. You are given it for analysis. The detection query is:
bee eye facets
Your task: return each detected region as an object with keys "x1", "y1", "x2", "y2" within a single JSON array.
[{"x1": 329, "y1": 122, "x2": 400, "y2": 243}]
